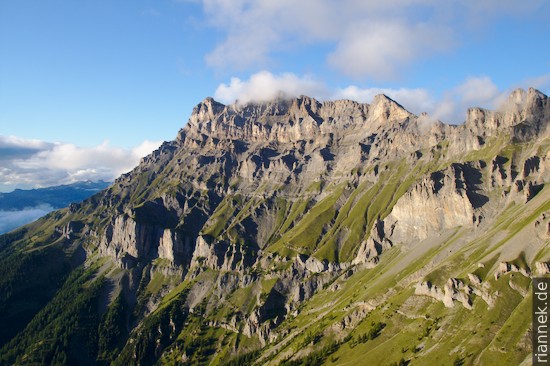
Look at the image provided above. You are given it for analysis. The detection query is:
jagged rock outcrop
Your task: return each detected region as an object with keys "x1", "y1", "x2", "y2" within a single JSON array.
[
  {"x1": 467, "y1": 273, "x2": 482, "y2": 286},
  {"x1": 415, "y1": 281, "x2": 445, "y2": 302},
  {"x1": 54, "y1": 221, "x2": 84, "y2": 240},
  {"x1": 494, "y1": 262, "x2": 531, "y2": 279},
  {"x1": 415, "y1": 277, "x2": 497, "y2": 309},
  {"x1": 330, "y1": 303, "x2": 374, "y2": 333},
  {"x1": 190, "y1": 235, "x2": 256, "y2": 271},
  {"x1": 415, "y1": 279, "x2": 472, "y2": 309},
  {"x1": 353, "y1": 218, "x2": 393, "y2": 265},
  {"x1": 184, "y1": 95, "x2": 411, "y2": 145}
]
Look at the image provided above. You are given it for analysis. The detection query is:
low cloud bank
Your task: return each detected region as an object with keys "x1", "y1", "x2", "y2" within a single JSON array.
[{"x1": 0, "y1": 205, "x2": 54, "y2": 234}]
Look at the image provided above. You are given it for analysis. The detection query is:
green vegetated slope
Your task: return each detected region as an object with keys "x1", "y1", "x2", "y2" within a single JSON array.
[{"x1": 259, "y1": 193, "x2": 546, "y2": 366}]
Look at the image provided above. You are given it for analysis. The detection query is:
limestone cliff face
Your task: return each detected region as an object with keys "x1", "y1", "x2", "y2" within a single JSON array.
[
  {"x1": 384, "y1": 163, "x2": 481, "y2": 243},
  {"x1": 99, "y1": 214, "x2": 160, "y2": 261}
]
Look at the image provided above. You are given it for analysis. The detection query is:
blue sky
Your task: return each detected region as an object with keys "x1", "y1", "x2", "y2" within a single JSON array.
[{"x1": 0, "y1": 0, "x2": 549, "y2": 191}]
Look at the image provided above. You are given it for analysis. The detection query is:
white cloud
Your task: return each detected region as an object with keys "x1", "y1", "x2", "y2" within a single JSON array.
[
  {"x1": 214, "y1": 71, "x2": 327, "y2": 104},
  {"x1": 455, "y1": 76, "x2": 500, "y2": 105},
  {"x1": 431, "y1": 100, "x2": 458, "y2": 123},
  {"x1": 201, "y1": 0, "x2": 447, "y2": 75},
  {"x1": 191, "y1": 0, "x2": 545, "y2": 79},
  {"x1": 0, "y1": 136, "x2": 162, "y2": 192},
  {"x1": 328, "y1": 21, "x2": 452, "y2": 79},
  {"x1": 205, "y1": 32, "x2": 276, "y2": 70}
]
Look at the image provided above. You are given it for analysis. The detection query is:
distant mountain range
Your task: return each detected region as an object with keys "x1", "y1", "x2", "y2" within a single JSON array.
[{"x1": 0, "y1": 181, "x2": 110, "y2": 233}]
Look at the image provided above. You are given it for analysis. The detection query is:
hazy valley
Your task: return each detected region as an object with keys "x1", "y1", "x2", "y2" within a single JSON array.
[{"x1": 0, "y1": 181, "x2": 110, "y2": 234}]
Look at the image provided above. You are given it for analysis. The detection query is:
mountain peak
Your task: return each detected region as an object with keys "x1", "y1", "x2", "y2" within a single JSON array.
[
  {"x1": 504, "y1": 87, "x2": 547, "y2": 110},
  {"x1": 372, "y1": 93, "x2": 394, "y2": 103},
  {"x1": 369, "y1": 93, "x2": 411, "y2": 122},
  {"x1": 193, "y1": 96, "x2": 225, "y2": 115},
  {"x1": 371, "y1": 93, "x2": 408, "y2": 111}
]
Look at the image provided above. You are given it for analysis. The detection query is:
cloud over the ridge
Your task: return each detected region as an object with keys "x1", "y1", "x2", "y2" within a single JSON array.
[
  {"x1": 0, "y1": 136, "x2": 161, "y2": 192},
  {"x1": 192, "y1": 0, "x2": 545, "y2": 79},
  {"x1": 214, "y1": 71, "x2": 549, "y2": 124},
  {"x1": 215, "y1": 71, "x2": 327, "y2": 104}
]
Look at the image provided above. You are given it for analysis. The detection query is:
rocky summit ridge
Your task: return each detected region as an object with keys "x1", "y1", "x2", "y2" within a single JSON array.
[{"x1": 0, "y1": 88, "x2": 549, "y2": 365}]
